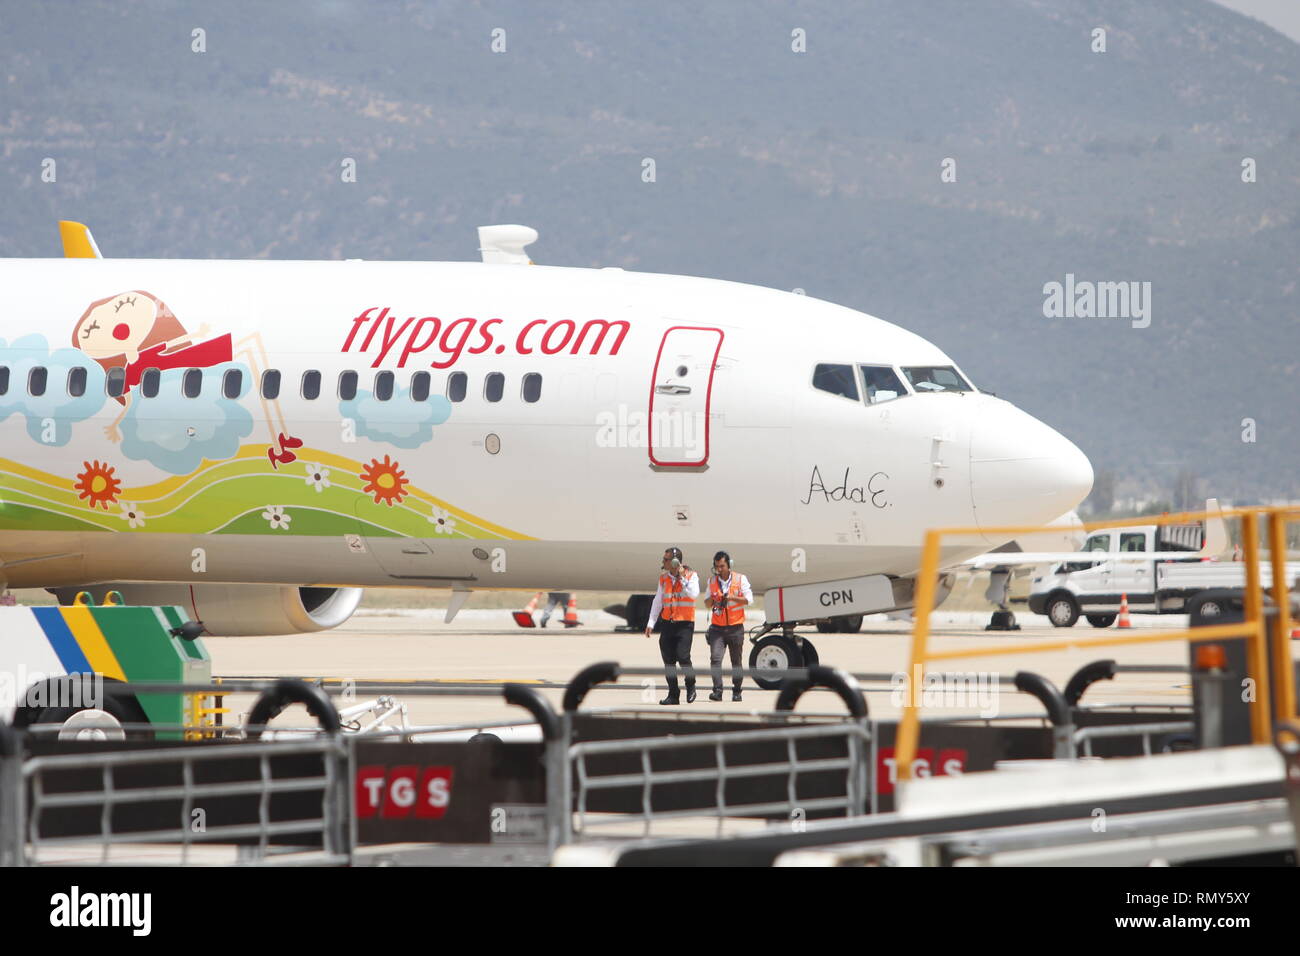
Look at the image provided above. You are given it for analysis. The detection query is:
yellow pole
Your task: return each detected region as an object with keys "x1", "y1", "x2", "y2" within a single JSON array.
[
  {"x1": 1241, "y1": 512, "x2": 1270, "y2": 743},
  {"x1": 1268, "y1": 512, "x2": 1296, "y2": 723},
  {"x1": 895, "y1": 530, "x2": 941, "y2": 782}
]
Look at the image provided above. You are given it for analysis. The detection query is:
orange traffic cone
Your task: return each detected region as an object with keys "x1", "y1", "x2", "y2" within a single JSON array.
[
  {"x1": 563, "y1": 595, "x2": 581, "y2": 628},
  {"x1": 512, "y1": 592, "x2": 542, "y2": 629},
  {"x1": 1117, "y1": 593, "x2": 1132, "y2": 629}
]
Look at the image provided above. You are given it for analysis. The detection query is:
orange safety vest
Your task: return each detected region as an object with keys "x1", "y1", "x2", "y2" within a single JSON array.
[
  {"x1": 659, "y1": 571, "x2": 696, "y2": 622},
  {"x1": 709, "y1": 574, "x2": 747, "y2": 627}
]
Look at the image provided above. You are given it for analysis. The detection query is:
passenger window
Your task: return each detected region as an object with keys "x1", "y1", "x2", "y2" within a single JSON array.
[
  {"x1": 28, "y1": 366, "x2": 47, "y2": 397},
  {"x1": 484, "y1": 372, "x2": 505, "y2": 403},
  {"x1": 222, "y1": 369, "x2": 243, "y2": 399},
  {"x1": 1120, "y1": 533, "x2": 1146, "y2": 553},
  {"x1": 0, "y1": 365, "x2": 8, "y2": 396},
  {"x1": 183, "y1": 368, "x2": 203, "y2": 398},
  {"x1": 374, "y1": 370, "x2": 395, "y2": 401},
  {"x1": 447, "y1": 372, "x2": 467, "y2": 403},
  {"x1": 338, "y1": 370, "x2": 358, "y2": 401},
  {"x1": 106, "y1": 366, "x2": 126, "y2": 398},
  {"x1": 67, "y1": 367, "x2": 87, "y2": 398},
  {"x1": 522, "y1": 372, "x2": 542, "y2": 403},
  {"x1": 859, "y1": 365, "x2": 907, "y2": 404},
  {"x1": 812, "y1": 364, "x2": 858, "y2": 401},
  {"x1": 301, "y1": 370, "x2": 321, "y2": 400},
  {"x1": 410, "y1": 371, "x2": 431, "y2": 402},
  {"x1": 141, "y1": 368, "x2": 161, "y2": 399},
  {"x1": 261, "y1": 369, "x2": 281, "y2": 400}
]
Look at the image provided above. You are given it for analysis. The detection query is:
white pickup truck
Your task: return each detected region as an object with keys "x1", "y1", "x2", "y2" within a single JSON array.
[{"x1": 1027, "y1": 522, "x2": 1300, "y2": 628}]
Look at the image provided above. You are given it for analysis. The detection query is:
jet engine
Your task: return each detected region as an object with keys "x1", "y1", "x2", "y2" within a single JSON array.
[{"x1": 49, "y1": 583, "x2": 364, "y2": 637}]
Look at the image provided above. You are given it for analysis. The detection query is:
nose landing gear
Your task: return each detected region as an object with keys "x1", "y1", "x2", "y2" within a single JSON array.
[
  {"x1": 984, "y1": 567, "x2": 1022, "y2": 631},
  {"x1": 747, "y1": 623, "x2": 820, "y2": 690}
]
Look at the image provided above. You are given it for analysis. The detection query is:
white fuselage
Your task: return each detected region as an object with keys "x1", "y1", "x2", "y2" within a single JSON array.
[{"x1": 0, "y1": 258, "x2": 1092, "y2": 598}]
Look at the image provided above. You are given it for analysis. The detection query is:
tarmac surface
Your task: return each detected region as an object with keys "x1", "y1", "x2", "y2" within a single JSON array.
[{"x1": 207, "y1": 606, "x2": 1237, "y2": 734}]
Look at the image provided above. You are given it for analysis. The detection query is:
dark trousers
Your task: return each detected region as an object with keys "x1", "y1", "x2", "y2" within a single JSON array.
[
  {"x1": 657, "y1": 619, "x2": 696, "y2": 698},
  {"x1": 708, "y1": 623, "x2": 745, "y2": 692}
]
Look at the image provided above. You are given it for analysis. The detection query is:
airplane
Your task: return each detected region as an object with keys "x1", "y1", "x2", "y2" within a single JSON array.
[{"x1": 0, "y1": 221, "x2": 1093, "y2": 675}]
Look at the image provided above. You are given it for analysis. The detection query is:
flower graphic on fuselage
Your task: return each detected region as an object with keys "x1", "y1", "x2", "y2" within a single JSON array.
[
  {"x1": 429, "y1": 508, "x2": 457, "y2": 535},
  {"x1": 74, "y1": 460, "x2": 122, "y2": 510},
  {"x1": 303, "y1": 462, "x2": 331, "y2": 493},
  {"x1": 119, "y1": 501, "x2": 146, "y2": 529},
  {"x1": 360, "y1": 455, "x2": 409, "y2": 507},
  {"x1": 262, "y1": 506, "x2": 291, "y2": 531}
]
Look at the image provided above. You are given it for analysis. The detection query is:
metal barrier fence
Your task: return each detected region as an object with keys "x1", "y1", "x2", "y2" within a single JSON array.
[
  {"x1": 0, "y1": 653, "x2": 1215, "y2": 864},
  {"x1": 19, "y1": 737, "x2": 349, "y2": 866},
  {"x1": 570, "y1": 721, "x2": 871, "y2": 839},
  {"x1": 556, "y1": 662, "x2": 871, "y2": 840},
  {"x1": 1073, "y1": 720, "x2": 1195, "y2": 758}
]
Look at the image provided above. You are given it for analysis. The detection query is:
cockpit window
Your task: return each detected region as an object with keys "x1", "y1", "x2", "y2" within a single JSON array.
[
  {"x1": 902, "y1": 365, "x2": 972, "y2": 393},
  {"x1": 859, "y1": 365, "x2": 907, "y2": 404},
  {"x1": 812, "y1": 363, "x2": 859, "y2": 401}
]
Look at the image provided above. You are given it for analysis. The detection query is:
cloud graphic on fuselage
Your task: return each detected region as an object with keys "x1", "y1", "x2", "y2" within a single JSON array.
[
  {"x1": 340, "y1": 386, "x2": 451, "y2": 449},
  {"x1": 119, "y1": 363, "x2": 254, "y2": 473},
  {"x1": 0, "y1": 334, "x2": 107, "y2": 446}
]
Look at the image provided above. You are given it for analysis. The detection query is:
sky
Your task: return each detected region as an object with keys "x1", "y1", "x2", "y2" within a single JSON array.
[{"x1": 1210, "y1": 0, "x2": 1300, "y2": 43}]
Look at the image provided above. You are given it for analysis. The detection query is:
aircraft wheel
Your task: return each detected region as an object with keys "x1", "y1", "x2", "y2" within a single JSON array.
[
  {"x1": 749, "y1": 634, "x2": 804, "y2": 690},
  {"x1": 838, "y1": 615, "x2": 863, "y2": 633},
  {"x1": 799, "y1": 638, "x2": 820, "y2": 668},
  {"x1": 815, "y1": 620, "x2": 835, "y2": 633},
  {"x1": 1086, "y1": 614, "x2": 1116, "y2": 628}
]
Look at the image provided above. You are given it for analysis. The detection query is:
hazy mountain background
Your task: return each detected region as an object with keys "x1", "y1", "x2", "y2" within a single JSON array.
[{"x1": 2, "y1": 0, "x2": 1297, "y2": 508}]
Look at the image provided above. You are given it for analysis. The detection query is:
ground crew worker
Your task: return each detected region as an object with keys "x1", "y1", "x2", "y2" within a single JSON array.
[
  {"x1": 538, "y1": 591, "x2": 570, "y2": 628},
  {"x1": 644, "y1": 546, "x2": 699, "y2": 704},
  {"x1": 704, "y1": 551, "x2": 752, "y2": 701}
]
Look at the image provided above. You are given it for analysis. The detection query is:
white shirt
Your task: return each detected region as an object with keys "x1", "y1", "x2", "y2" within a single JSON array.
[
  {"x1": 711, "y1": 572, "x2": 753, "y2": 607},
  {"x1": 648, "y1": 568, "x2": 700, "y2": 623}
]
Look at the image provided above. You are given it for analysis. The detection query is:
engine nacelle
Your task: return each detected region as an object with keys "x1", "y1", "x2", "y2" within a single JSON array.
[{"x1": 49, "y1": 583, "x2": 364, "y2": 637}]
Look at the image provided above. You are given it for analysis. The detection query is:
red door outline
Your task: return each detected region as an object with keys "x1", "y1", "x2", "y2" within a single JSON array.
[{"x1": 647, "y1": 326, "x2": 724, "y2": 467}]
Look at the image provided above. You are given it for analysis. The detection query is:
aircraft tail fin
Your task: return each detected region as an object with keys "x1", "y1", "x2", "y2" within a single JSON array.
[{"x1": 58, "y1": 220, "x2": 102, "y2": 258}]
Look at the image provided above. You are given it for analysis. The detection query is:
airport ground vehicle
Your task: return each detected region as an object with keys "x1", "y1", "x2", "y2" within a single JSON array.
[
  {"x1": 1028, "y1": 521, "x2": 1300, "y2": 627},
  {"x1": 0, "y1": 595, "x2": 213, "y2": 740}
]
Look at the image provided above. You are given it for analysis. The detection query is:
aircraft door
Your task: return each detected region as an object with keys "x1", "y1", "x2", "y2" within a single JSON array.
[{"x1": 648, "y1": 326, "x2": 723, "y2": 468}]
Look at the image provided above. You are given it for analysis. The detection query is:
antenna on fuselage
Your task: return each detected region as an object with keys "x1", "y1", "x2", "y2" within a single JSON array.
[{"x1": 477, "y1": 224, "x2": 537, "y2": 265}]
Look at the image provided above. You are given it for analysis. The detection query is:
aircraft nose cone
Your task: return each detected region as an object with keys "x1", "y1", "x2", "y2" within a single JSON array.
[{"x1": 969, "y1": 401, "x2": 1093, "y2": 537}]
